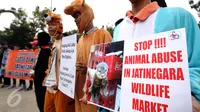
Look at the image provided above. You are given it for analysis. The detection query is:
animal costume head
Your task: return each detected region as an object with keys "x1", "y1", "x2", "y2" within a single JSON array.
[
  {"x1": 64, "y1": 0, "x2": 94, "y2": 33},
  {"x1": 44, "y1": 12, "x2": 63, "y2": 39},
  {"x1": 37, "y1": 32, "x2": 51, "y2": 47}
]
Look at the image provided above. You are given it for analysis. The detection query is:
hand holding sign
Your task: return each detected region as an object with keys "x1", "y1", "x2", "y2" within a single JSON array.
[
  {"x1": 51, "y1": 84, "x2": 58, "y2": 90},
  {"x1": 76, "y1": 62, "x2": 87, "y2": 74},
  {"x1": 79, "y1": 94, "x2": 89, "y2": 104}
]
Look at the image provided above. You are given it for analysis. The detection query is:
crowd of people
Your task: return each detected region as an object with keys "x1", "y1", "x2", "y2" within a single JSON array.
[
  {"x1": 0, "y1": 42, "x2": 37, "y2": 91},
  {"x1": 0, "y1": 0, "x2": 200, "y2": 112}
]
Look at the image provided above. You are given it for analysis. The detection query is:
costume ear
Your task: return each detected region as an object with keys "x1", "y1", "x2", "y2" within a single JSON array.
[
  {"x1": 74, "y1": 0, "x2": 85, "y2": 6},
  {"x1": 82, "y1": 0, "x2": 85, "y2": 6}
]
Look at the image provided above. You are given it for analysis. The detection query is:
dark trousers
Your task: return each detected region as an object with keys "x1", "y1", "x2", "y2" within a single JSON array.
[
  {"x1": 34, "y1": 78, "x2": 46, "y2": 112},
  {"x1": 19, "y1": 80, "x2": 26, "y2": 86},
  {"x1": 12, "y1": 78, "x2": 16, "y2": 85},
  {"x1": 0, "y1": 76, "x2": 2, "y2": 83},
  {"x1": 3, "y1": 77, "x2": 10, "y2": 85},
  {"x1": 29, "y1": 80, "x2": 33, "y2": 89}
]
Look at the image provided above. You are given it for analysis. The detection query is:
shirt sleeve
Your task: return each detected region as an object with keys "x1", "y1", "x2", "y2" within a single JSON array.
[
  {"x1": 182, "y1": 9, "x2": 200, "y2": 103},
  {"x1": 155, "y1": 7, "x2": 200, "y2": 102}
]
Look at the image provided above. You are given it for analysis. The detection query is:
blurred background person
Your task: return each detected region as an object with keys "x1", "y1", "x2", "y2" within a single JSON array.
[{"x1": 1, "y1": 42, "x2": 11, "y2": 88}]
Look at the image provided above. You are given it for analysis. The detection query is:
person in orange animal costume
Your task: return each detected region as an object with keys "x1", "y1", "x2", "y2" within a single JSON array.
[
  {"x1": 64, "y1": 0, "x2": 112, "y2": 112},
  {"x1": 43, "y1": 12, "x2": 75, "y2": 112}
]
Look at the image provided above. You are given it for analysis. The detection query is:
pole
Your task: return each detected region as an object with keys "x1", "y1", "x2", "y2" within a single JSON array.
[{"x1": 51, "y1": 0, "x2": 52, "y2": 11}]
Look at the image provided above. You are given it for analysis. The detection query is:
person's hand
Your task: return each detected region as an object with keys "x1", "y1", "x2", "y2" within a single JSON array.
[
  {"x1": 30, "y1": 74, "x2": 35, "y2": 78},
  {"x1": 51, "y1": 84, "x2": 58, "y2": 90},
  {"x1": 76, "y1": 62, "x2": 87, "y2": 74},
  {"x1": 192, "y1": 96, "x2": 200, "y2": 112},
  {"x1": 42, "y1": 79, "x2": 46, "y2": 87},
  {"x1": 79, "y1": 94, "x2": 88, "y2": 104},
  {"x1": 29, "y1": 70, "x2": 35, "y2": 78}
]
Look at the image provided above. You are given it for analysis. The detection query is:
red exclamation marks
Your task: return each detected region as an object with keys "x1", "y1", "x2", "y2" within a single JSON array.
[
  {"x1": 160, "y1": 38, "x2": 163, "y2": 48},
  {"x1": 163, "y1": 38, "x2": 166, "y2": 47},
  {"x1": 155, "y1": 38, "x2": 166, "y2": 49},
  {"x1": 155, "y1": 39, "x2": 158, "y2": 48},
  {"x1": 157, "y1": 39, "x2": 160, "y2": 48}
]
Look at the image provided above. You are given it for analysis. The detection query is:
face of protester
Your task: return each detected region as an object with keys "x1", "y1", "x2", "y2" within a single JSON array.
[
  {"x1": 2, "y1": 44, "x2": 8, "y2": 50},
  {"x1": 48, "y1": 22, "x2": 57, "y2": 37},
  {"x1": 14, "y1": 46, "x2": 20, "y2": 50},
  {"x1": 72, "y1": 11, "x2": 82, "y2": 32},
  {"x1": 25, "y1": 46, "x2": 30, "y2": 50},
  {"x1": 32, "y1": 44, "x2": 37, "y2": 49},
  {"x1": 129, "y1": 0, "x2": 149, "y2": 4},
  {"x1": 129, "y1": 0, "x2": 140, "y2": 3}
]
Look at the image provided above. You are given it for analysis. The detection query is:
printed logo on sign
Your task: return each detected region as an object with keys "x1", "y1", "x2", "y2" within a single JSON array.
[
  {"x1": 115, "y1": 62, "x2": 122, "y2": 71},
  {"x1": 169, "y1": 31, "x2": 181, "y2": 40}
]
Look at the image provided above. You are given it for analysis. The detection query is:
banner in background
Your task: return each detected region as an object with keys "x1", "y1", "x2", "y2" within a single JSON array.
[{"x1": 5, "y1": 50, "x2": 39, "y2": 80}]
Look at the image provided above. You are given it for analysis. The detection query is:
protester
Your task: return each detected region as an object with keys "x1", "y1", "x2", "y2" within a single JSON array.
[
  {"x1": 0, "y1": 43, "x2": 11, "y2": 88},
  {"x1": 30, "y1": 35, "x2": 39, "y2": 50},
  {"x1": 16, "y1": 45, "x2": 26, "y2": 91},
  {"x1": 112, "y1": 18, "x2": 124, "y2": 42},
  {"x1": 29, "y1": 32, "x2": 51, "y2": 112},
  {"x1": 64, "y1": 0, "x2": 112, "y2": 111},
  {"x1": 28, "y1": 36, "x2": 39, "y2": 91},
  {"x1": 43, "y1": 12, "x2": 75, "y2": 112},
  {"x1": 0, "y1": 44, "x2": 3, "y2": 84},
  {"x1": 113, "y1": 0, "x2": 200, "y2": 111},
  {"x1": 24, "y1": 43, "x2": 34, "y2": 91}
]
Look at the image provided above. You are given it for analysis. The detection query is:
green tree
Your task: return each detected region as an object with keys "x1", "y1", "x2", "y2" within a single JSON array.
[
  {"x1": 29, "y1": 6, "x2": 50, "y2": 34},
  {"x1": 0, "y1": 8, "x2": 17, "y2": 16},
  {"x1": 0, "y1": 7, "x2": 50, "y2": 48},
  {"x1": 63, "y1": 29, "x2": 78, "y2": 36},
  {"x1": 106, "y1": 26, "x2": 114, "y2": 37}
]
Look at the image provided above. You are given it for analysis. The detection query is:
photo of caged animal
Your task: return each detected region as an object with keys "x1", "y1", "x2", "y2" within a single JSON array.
[{"x1": 87, "y1": 62, "x2": 109, "y2": 104}]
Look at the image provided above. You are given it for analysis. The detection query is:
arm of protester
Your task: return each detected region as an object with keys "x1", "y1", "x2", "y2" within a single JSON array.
[
  {"x1": 35, "y1": 49, "x2": 51, "y2": 77},
  {"x1": 42, "y1": 76, "x2": 47, "y2": 87},
  {"x1": 178, "y1": 8, "x2": 200, "y2": 103},
  {"x1": 80, "y1": 68, "x2": 96, "y2": 104},
  {"x1": 94, "y1": 29, "x2": 112, "y2": 44},
  {"x1": 192, "y1": 96, "x2": 200, "y2": 112},
  {"x1": 42, "y1": 50, "x2": 52, "y2": 86},
  {"x1": 79, "y1": 93, "x2": 89, "y2": 104},
  {"x1": 76, "y1": 62, "x2": 87, "y2": 74},
  {"x1": 56, "y1": 44, "x2": 62, "y2": 88},
  {"x1": 102, "y1": 29, "x2": 112, "y2": 43},
  {"x1": 155, "y1": 7, "x2": 200, "y2": 103}
]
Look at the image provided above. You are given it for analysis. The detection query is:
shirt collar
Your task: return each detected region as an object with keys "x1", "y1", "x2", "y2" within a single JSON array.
[
  {"x1": 126, "y1": 2, "x2": 160, "y2": 24},
  {"x1": 84, "y1": 27, "x2": 98, "y2": 35}
]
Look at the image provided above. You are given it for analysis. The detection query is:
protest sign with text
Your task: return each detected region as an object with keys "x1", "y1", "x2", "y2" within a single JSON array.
[
  {"x1": 5, "y1": 50, "x2": 39, "y2": 80},
  {"x1": 58, "y1": 34, "x2": 77, "y2": 98},
  {"x1": 120, "y1": 28, "x2": 192, "y2": 112}
]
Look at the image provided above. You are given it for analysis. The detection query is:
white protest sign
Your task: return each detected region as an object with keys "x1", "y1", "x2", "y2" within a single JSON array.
[
  {"x1": 58, "y1": 34, "x2": 77, "y2": 99},
  {"x1": 45, "y1": 47, "x2": 57, "y2": 87},
  {"x1": 120, "y1": 28, "x2": 192, "y2": 112}
]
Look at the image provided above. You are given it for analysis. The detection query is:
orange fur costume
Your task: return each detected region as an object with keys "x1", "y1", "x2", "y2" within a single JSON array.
[
  {"x1": 64, "y1": 0, "x2": 112, "y2": 112},
  {"x1": 43, "y1": 12, "x2": 75, "y2": 112}
]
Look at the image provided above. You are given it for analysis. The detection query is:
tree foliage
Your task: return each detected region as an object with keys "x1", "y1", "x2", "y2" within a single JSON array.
[
  {"x1": 0, "y1": 6, "x2": 115, "y2": 48},
  {"x1": 0, "y1": 7, "x2": 50, "y2": 48}
]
